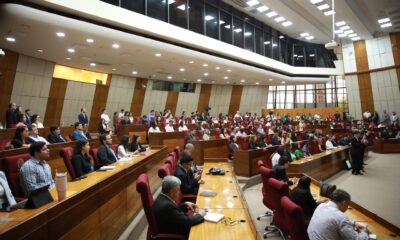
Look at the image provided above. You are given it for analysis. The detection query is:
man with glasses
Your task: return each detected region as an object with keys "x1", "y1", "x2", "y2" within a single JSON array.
[{"x1": 19, "y1": 142, "x2": 55, "y2": 197}]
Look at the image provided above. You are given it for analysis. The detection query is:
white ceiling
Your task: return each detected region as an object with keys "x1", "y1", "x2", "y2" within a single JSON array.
[
  {"x1": 224, "y1": 0, "x2": 400, "y2": 44},
  {"x1": 0, "y1": 3, "x2": 334, "y2": 87}
]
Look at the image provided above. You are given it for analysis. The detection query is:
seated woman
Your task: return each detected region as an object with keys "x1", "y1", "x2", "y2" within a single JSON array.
[
  {"x1": 16, "y1": 114, "x2": 27, "y2": 128},
  {"x1": 219, "y1": 128, "x2": 229, "y2": 139},
  {"x1": 31, "y1": 114, "x2": 44, "y2": 128},
  {"x1": 271, "y1": 133, "x2": 281, "y2": 146},
  {"x1": 148, "y1": 121, "x2": 161, "y2": 134},
  {"x1": 292, "y1": 143, "x2": 304, "y2": 160},
  {"x1": 202, "y1": 129, "x2": 211, "y2": 141},
  {"x1": 71, "y1": 140, "x2": 94, "y2": 178},
  {"x1": 117, "y1": 134, "x2": 132, "y2": 158},
  {"x1": 301, "y1": 141, "x2": 312, "y2": 157},
  {"x1": 273, "y1": 156, "x2": 295, "y2": 186},
  {"x1": 11, "y1": 126, "x2": 30, "y2": 148},
  {"x1": 130, "y1": 134, "x2": 146, "y2": 152},
  {"x1": 178, "y1": 121, "x2": 188, "y2": 132},
  {"x1": 248, "y1": 135, "x2": 258, "y2": 149},
  {"x1": 258, "y1": 136, "x2": 269, "y2": 148},
  {"x1": 290, "y1": 176, "x2": 326, "y2": 221}
]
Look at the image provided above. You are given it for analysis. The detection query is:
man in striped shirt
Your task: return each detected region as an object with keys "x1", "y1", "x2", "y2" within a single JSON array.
[{"x1": 20, "y1": 142, "x2": 55, "y2": 197}]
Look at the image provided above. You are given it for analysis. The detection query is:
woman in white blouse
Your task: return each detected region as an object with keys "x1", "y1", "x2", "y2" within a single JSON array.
[
  {"x1": 117, "y1": 134, "x2": 132, "y2": 158},
  {"x1": 148, "y1": 121, "x2": 161, "y2": 134},
  {"x1": 178, "y1": 121, "x2": 188, "y2": 132}
]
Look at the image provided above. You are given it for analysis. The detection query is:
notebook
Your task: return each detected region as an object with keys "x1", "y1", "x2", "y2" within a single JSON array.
[
  {"x1": 200, "y1": 190, "x2": 217, "y2": 197},
  {"x1": 99, "y1": 166, "x2": 116, "y2": 171},
  {"x1": 204, "y1": 212, "x2": 225, "y2": 223}
]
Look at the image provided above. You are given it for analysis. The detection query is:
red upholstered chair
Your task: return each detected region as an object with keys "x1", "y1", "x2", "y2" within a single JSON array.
[
  {"x1": 196, "y1": 130, "x2": 204, "y2": 140},
  {"x1": 264, "y1": 177, "x2": 290, "y2": 239},
  {"x1": 281, "y1": 196, "x2": 309, "y2": 240},
  {"x1": 8, "y1": 124, "x2": 17, "y2": 129},
  {"x1": 158, "y1": 163, "x2": 172, "y2": 179},
  {"x1": 136, "y1": 174, "x2": 185, "y2": 240},
  {"x1": 258, "y1": 165, "x2": 275, "y2": 220},
  {"x1": 174, "y1": 146, "x2": 181, "y2": 162},
  {"x1": 310, "y1": 140, "x2": 321, "y2": 155},
  {"x1": 0, "y1": 140, "x2": 11, "y2": 151},
  {"x1": 164, "y1": 156, "x2": 176, "y2": 173},
  {"x1": 89, "y1": 148, "x2": 99, "y2": 165},
  {"x1": 2, "y1": 153, "x2": 31, "y2": 199},
  {"x1": 167, "y1": 152, "x2": 177, "y2": 165},
  {"x1": 262, "y1": 148, "x2": 273, "y2": 169},
  {"x1": 214, "y1": 128, "x2": 221, "y2": 139},
  {"x1": 60, "y1": 147, "x2": 77, "y2": 180},
  {"x1": 257, "y1": 159, "x2": 265, "y2": 168}
]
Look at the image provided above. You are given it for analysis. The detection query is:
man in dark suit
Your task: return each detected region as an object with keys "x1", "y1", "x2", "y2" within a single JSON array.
[
  {"x1": 5, "y1": 102, "x2": 18, "y2": 128},
  {"x1": 25, "y1": 109, "x2": 32, "y2": 127},
  {"x1": 351, "y1": 132, "x2": 364, "y2": 175},
  {"x1": 47, "y1": 124, "x2": 67, "y2": 143},
  {"x1": 175, "y1": 154, "x2": 204, "y2": 196},
  {"x1": 153, "y1": 176, "x2": 205, "y2": 236},
  {"x1": 78, "y1": 108, "x2": 89, "y2": 125},
  {"x1": 97, "y1": 134, "x2": 117, "y2": 165}
]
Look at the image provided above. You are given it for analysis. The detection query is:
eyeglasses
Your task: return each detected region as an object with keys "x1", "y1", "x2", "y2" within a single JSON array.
[{"x1": 221, "y1": 217, "x2": 245, "y2": 226}]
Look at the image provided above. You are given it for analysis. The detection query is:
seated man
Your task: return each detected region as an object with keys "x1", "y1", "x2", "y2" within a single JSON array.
[
  {"x1": 165, "y1": 120, "x2": 175, "y2": 132},
  {"x1": 325, "y1": 135, "x2": 337, "y2": 150},
  {"x1": 97, "y1": 134, "x2": 118, "y2": 165},
  {"x1": 47, "y1": 124, "x2": 67, "y2": 143},
  {"x1": 308, "y1": 189, "x2": 369, "y2": 240},
  {"x1": 72, "y1": 122, "x2": 88, "y2": 141},
  {"x1": 175, "y1": 155, "x2": 204, "y2": 196},
  {"x1": 153, "y1": 176, "x2": 205, "y2": 237},
  {"x1": 20, "y1": 142, "x2": 55, "y2": 197},
  {"x1": 28, "y1": 124, "x2": 50, "y2": 144}
]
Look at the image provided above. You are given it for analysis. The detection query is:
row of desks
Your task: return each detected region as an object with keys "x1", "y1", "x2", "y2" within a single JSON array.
[
  {"x1": 373, "y1": 139, "x2": 400, "y2": 153},
  {"x1": 0, "y1": 147, "x2": 168, "y2": 239}
]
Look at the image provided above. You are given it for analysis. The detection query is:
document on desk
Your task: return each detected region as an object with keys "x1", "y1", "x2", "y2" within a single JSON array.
[
  {"x1": 118, "y1": 157, "x2": 132, "y2": 162},
  {"x1": 204, "y1": 212, "x2": 224, "y2": 223},
  {"x1": 200, "y1": 190, "x2": 217, "y2": 197},
  {"x1": 99, "y1": 166, "x2": 116, "y2": 170}
]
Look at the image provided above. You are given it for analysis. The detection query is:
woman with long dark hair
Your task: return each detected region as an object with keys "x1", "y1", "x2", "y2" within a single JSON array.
[
  {"x1": 130, "y1": 134, "x2": 146, "y2": 152},
  {"x1": 11, "y1": 126, "x2": 30, "y2": 148},
  {"x1": 71, "y1": 140, "x2": 94, "y2": 178},
  {"x1": 117, "y1": 134, "x2": 131, "y2": 158}
]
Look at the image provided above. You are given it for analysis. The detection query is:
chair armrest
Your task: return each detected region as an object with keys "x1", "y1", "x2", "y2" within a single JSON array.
[
  {"x1": 153, "y1": 233, "x2": 186, "y2": 240},
  {"x1": 15, "y1": 197, "x2": 27, "y2": 203}
]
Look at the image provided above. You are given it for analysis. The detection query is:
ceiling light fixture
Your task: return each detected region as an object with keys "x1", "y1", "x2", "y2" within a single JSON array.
[
  {"x1": 348, "y1": 33, "x2": 357, "y2": 37},
  {"x1": 351, "y1": 36, "x2": 360, "y2": 41},
  {"x1": 300, "y1": 32, "x2": 310, "y2": 37},
  {"x1": 37, "y1": 49, "x2": 43, "y2": 53},
  {"x1": 256, "y1": 82, "x2": 259, "y2": 85},
  {"x1": 381, "y1": 22, "x2": 392, "y2": 28},
  {"x1": 340, "y1": 26, "x2": 350, "y2": 30},
  {"x1": 240, "y1": 79, "x2": 245, "y2": 83},
  {"x1": 167, "y1": 76, "x2": 172, "y2": 79},
  {"x1": 282, "y1": 21, "x2": 292, "y2": 27},
  {"x1": 56, "y1": 32, "x2": 65, "y2": 37},
  {"x1": 282, "y1": 81, "x2": 286, "y2": 84},
  {"x1": 65, "y1": 57, "x2": 71, "y2": 60},
  {"x1": 227, "y1": 69, "x2": 232, "y2": 72},
  {"x1": 338, "y1": 33, "x2": 347, "y2": 37},
  {"x1": 203, "y1": 73, "x2": 209, "y2": 76},
  {"x1": 246, "y1": 0, "x2": 259, "y2": 6},
  {"x1": 344, "y1": 30, "x2": 354, "y2": 34},
  {"x1": 324, "y1": 10, "x2": 335, "y2": 16},
  {"x1": 317, "y1": 4, "x2": 329, "y2": 10},
  {"x1": 204, "y1": 15, "x2": 214, "y2": 21},
  {"x1": 112, "y1": 68, "x2": 117, "y2": 71},
  {"x1": 310, "y1": 0, "x2": 323, "y2": 4},
  {"x1": 336, "y1": 21, "x2": 346, "y2": 26},
  {"x1": 334, "y1": 30, "x2": 343, "y2": 34},
  {"x1": 86, "y1": 38, "x2": 94, "y2": 43},
  {"x1": 269, "y1": 78, "x2": 273, "y2": 81},
  {"x1": 378, "y1": 18, "x2": 390, "y2": 24},
  {"x1": 244, "y1": 32, "x2": 252, "y2": 36},
  {"x1": 155, "y1": 53, "x2": 162, "y2": 57},
  {"x1": 197, "y1": 79, "x2": 202, "y2": 82},
  {"x1": 234, "y1": 28, "x2": 243, "y2": 32},
  {"x1": 203, "y1": 63, "x2": 208, "y2": 67},
  {"x1": 179, "y1": 68, "x2": 185, "y2": 72},
  {"x1": 67, "y1": 48, "x2": 75, "y2": 53},
  {"x1": 90, "y1": 63, "x2": 96, "y2": 67},
  {"x1": 189, "y1": 60, "x2": 194, "y2": 64},
  {"x1": 6, "y1": 37, "x2": 16, "y2": 42},
  {"x1": 264, "y1": 41, "x2": 271, "y2": 45},
  {"x1": 112, "y1": 43, "x2": 120, "y2": 49},
  {"x1": 266, "y1": 11, "x2": 278, "y2": 18},
  {"x1": 306, "y1": 36, "x2": 315, "y2": 40},
  {"x1": 216, "y1": 67, "x2": 220, "y2": 70},
  {"x1": 257, "y1": 6, "x2": 269, "y2": 12},
  {"x1": 224, "y1": 76, "x2": 229, "y2": 79},
  {"x1": 177, "y1": 4, "x2": 185, "y2": 11},
  {"x1": 279, "y1": 35, "x2": 285, "y2": 39},
  {"x1": 274, "y1": 16, "x2": 286, "y2": 22},
  {"x1": 132, "y1": 71, "x2": 138, "y2": 75}
]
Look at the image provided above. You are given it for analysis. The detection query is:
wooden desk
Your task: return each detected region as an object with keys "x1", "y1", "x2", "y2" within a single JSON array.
[
  {"x1": 233, "y1": 145, "x2": 279, "y2": 177},
  {"x1": 116, "y1": 124, "x2": 148, "y2": 144},
  {"x1": 0, "y1": 147, "x2": 168, "y2": 240},
  {"x1": 189, "y1": 162, "x2": 259, "y2": 240},
  {"x1": 287, "y1": 146, "x2": 350, "y2": 181},
  {"x1": 189, "y1": 139, "x2": 229, "y2": 165},
  {"x1": 373, "y1": 139, "x2": 400, "y2": 153},
  {"x1": 0, "y1": 126, "x2": 74, "y2": 142},
  {"x1": 149, "y1": 132, "x2": 185, "y2": 152}
]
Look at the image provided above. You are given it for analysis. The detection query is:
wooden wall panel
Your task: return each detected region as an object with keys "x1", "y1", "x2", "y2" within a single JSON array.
[
  {"x1": 0, "y1": 49, "x2": 18, "y2": 125},
  {"x1": 89, "y1": 81, "x2": 111, "y2": 132},
  {"x1": 197, "y1": 84, "x2": 211, "y2": 113},
  {"x1": 390, "y1": 32, "x2": 400, "y2": 90},
  {"x1": 44, "y1": 78, "x2": 68, "y2": 126},
  {"x1": 165, "y1": 91, "x2": 179, "y2": 116},
  {"x1": 130, "y1": 78, "x2": 147, "y2": 116},
  {"x1": 353, "y1": 40, "x2": 374, "y2": 113},
  {"x1": 228, "y1": 85, "x2": 243, "y2": 115}
]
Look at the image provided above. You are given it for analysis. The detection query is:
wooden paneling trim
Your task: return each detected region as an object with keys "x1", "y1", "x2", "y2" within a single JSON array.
[
  {"x1": 390, "y1": 32, "x2": 400, "y2": 89},
  {"x1": 197, "y1": 84, "x2": 211, "y2": 113},
  {"x1": 89, "y1": 83, "x2": 110, "y2": 132},
  {"x1": 357, "y1": 73, "x2": 374, "y2": 113},
  {"x1": 0, "y1": 49, "x2": 19, "y2": 125},
  {"x1": 228, "y1": 85, "x2": 243, "y2": 115},
  {"x1": 353, "y1": 40, "x2": 369, "y2": 72},
  {"x1": 130, "y1": 78, "x2": 147, "y2": 116},
  {"x1": 344, "y1": 64, "x2": 400, "y2": 76},
  {"x1": 44, "y1": 78, "x2": 68, "y2": 126},
  {"x1": 165, "y1": 91, "x2": 179, "y2": 116}
]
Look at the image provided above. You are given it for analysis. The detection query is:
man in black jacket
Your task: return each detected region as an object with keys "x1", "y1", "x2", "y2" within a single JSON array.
[
  {"x1": 47, "y1": 125, "x2": 67, "y2": 143},
  {"x1": 351, "y1": 132, "x2": 364, "y2": 175},
  {"x1": 5, "y1": 102, "x2": 18, "y2": 128},
  {"x1": 175, "y1": 154, "x2": 204, "y2": 196},
  {"x1": 97, "y1": 134, "x2": 117, "y2": 164},
  {"x1": 153, "y1": 176, "x2": 205, "y2": 236},
  {"x1": 78, "y1": 108, "x2": 89, "y2": 125}
]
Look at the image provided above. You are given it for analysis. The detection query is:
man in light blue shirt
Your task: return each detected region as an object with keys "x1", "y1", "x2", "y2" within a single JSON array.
[
  {"x1": 72, "y1": 122, "x2": 88, "y2": 141},
  {"x1": 307, "y1": 189, "x2": 369, "y2": 240},
  {"x1": 20, "y1": 142, "x2": 55, "y2": 197},
  {"x1": 147, "y1": 110, "x2": 155, "y2": 123},
  {"x1": 28, "y1": 124, "x2": 50, "y2": 144}
]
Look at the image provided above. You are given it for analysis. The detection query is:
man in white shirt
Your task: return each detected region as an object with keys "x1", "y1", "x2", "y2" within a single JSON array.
[
  {"x1": 271, "y1": 148, "x2": 284, "y2": 168},
  {"x1": 390, "y1": 112, "x2": 398, "y2": 126},
  {"x1": 28, "y1": 124, "x2": 50, "y2": 144},
  {"x1": 165, "y1": 120, "x2": 175, "y2": 132},
  {"x1": 363, "y1": 110, "x2": 371, "y2": 121},
  {"x1": 118, "y1": 109, "x2": 125, "y2": 118},
  {"x1": 325, "y1": 135, "x2": 337, "y2": 150},
  {"x1": 101, "y1": 109, "x2": 110, "y2": 124},
  {"x1": 308, "y1": 189, "x2": 369, "y2": 240}
]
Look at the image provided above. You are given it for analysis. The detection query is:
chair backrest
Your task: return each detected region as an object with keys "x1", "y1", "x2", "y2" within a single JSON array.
[
  {"x1": 89, "y1": 148, "x2": 99, "y2": 165},
  {"x1": 164, "y1": 156, "x2": 176, "y2": 173},
  {"x1": 267, "y1": 177, "x2": 290, "y2": 233},
  {"x1": 259, "y1": 165, "x2": 275, "y2": 196},
  {"x1": 167, "y1": 152, "x2": 177, "y2": 164},
  {"x1": 136, "y1": 174, "x2": 159, "y2": 238},
  {"x1": 281, "y1": 196, "x2": 309, "y2": 240},
  {"x1": 174, "y1": 146, "x2": 181, "y2": 161},
  {"x1": 2, "y1": 153, "x2": 31, "y2": 198},
  {"x1": 310, "y1": 139, "x2": 321, "y2": 155},
  {"x1": 158, "y1": 163, "x2": 172, "y2": 179},
  {"x1": 0, "y1": 140, "x2": 11, "y2": 151},
  {"x1": 257, "y1": 159, "x2": 265, "y2": 168},
  {"x1": 60, "y1": 147, "x2": 76, "y2": 180},
  {"x1": 263, "y1": 148, "x2": 273, "y2": 169}
]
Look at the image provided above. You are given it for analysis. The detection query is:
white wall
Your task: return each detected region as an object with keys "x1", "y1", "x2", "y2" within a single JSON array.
[
  {"x1": 345, "y1": 75, "x2": 362, "y2": 119},
  {"x1": 239, "y1": 85, "x2": 268, "y2": 115},
  {"x1": 342, "y1": 42, "x2": 357, "y2": 73},
  {"x1": 365, "y1": 35, "x2": 395, "y2": 69},
  {"x1": 141, "y1": 80, "x2": 168, "y2": 115},
  {"x1": 60, "y1": 81, "x2": 96, "y2": 126},
  {"x1": 10, "y1": 55, "x2": 54, "y2": 119},
  {"x1": 208, "y1": 85, "x2": 232, "y2": 116},
  {"x1": 175, "y1": 84, "x2": 201, "y2": 116},
  {"x1": 370, "y1": 69, "x2": 400, "y2": 115}
]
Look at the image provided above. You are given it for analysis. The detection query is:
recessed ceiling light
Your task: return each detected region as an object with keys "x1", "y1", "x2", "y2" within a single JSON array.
[
  {"x1": 340, "y1": 26, "x2": 350, "y2": 30},
  {"x1": 246, "y1": 0, "x2": 259, "y2": 6},
  {"x1": 336, "y1": 21, "x2": 346, "y2": 26},
  {"x1": 378, "y1": 18, "x2": 390, "y2": 24},
  {"x1": 6, "y1": 37, "x2": 15, "y2": 42},
  {"x1": 177, "y1": 4, "x2": 186, "y2": 11},
  {"x1": 112, "y1": 68, "x2": 117, "y2": 71},
  {"x1": 234, "y1": 28, "x2": 242, "y2": 33},
  {"x1": 179, "y1": 68, "x2": 185, "y2": 72},
  {"x1": 282, "y1": 81, "x2": 286, "y2": 84},
  {"x1": 86, "y1": 38, "x2": 94, "y2": 43},
  {"x1": 168, "y1": 0, "x2": 176, "y2": 4},
  {"x1": 282, "y1": 21, "x2": 292, "y2": 27},
  {"x1": 132, "y1": 71, "x2": 138, "y2": 75},
  {"x1": 266, "y1": 11, "x2": 278, "y2": 18},
  {"x1": 197, "y1": 79, "x2": 202, "y2": 82},
  {"x1": 67, "y1": 48, "x2": 75, "y2": 53},
  {"x1": 216, "y1": 66, "x2": 220, "y2": 70},
  {"x1": 274, "y1": 16, "x2": 286, "y2": 22},
  {"x1": 227, "y1": 69, "x2": 232, "y2": 72},
  {"x1": 351, "y1": 37, "x2": 361, "y2": 41},
  {"x1": 381, "y1": 22, "x2": 392, "y2": 28},
  {"x1": 189, "y1": 60, "x2": 194, "y2": 64},
  {"x1": 334, "y1": 30, "x2": 343, "y2": 34},
  {"x1": 155, "y1": 53, "x2": 162, "y2": 57},
  {"x1": 269, "y1": 78, "x2": 273, "y2": 81},
  {"x1": 279, "y1": 35, "x2": 285, "y2": 39},
  {"x1": 240, "y1": 79, "x2": 245, "y2": 83},
  {"x1": 324, "y1": 10, "x2": 335, "y2": 16},
  {"x1": 257, "y1": 6, "x2": 269, "y2": 12},
  {"x1": 203, "y1": 63, "x2": 208, "y2": 67},
  {"x1": 344, "y1": 30, "x2": 354, "y2": 34},
  {"x1": 272, "y1": 43, "x2": 278, "y2": 47},
  {"x1": 264, "y1": 41, "x2": 271, "y2": 45},
  {"x1": 224, "y1": 76, "x2": 229, "y2": 79},
  {"x1": 338, "y1": 33, "x2": 347, "y2": 37},
  {"x1": 300, "y1": 32, "x2": 310, "y2": 37},
  {"x1": 317, "y1": 4, "x2": 329, "y2": 10},
  {"x1": 204, "y1": 15, "x2": 214, "y2": 21},
  {"x1": 112, "y1": 43, "x2": 120, "y2": 49},
  {"x1": 310, "y1": 0, "x2": 323, "y2": 4},
  {"x1": 203, "y1": 73, "x2": 209, "y2": 76},
  {"x1": 56, "y1": 32, "x2": 65, "y2": 37},
  {"x1": 306, "y1": 36, "x2": 315, "y2": 40},
  {"x1": 167, "y1": 76, "x2": 172, "y2": 79},
  {"x1": 65, "y1": 57, "x2": 71, "y2": 60},
  {"x1": 256, "y1": 82, "x2": 259, "y2": 85},
  {"x1": 348, "y1": 33, "x2": 357, "y2": 37},
  {"x1": 90, "y1": 63, "x2": 96, "y2": 67},
  {"x1": 309, "y1": 54, "x2": 315, "y2": 57},
  {"x1": 37, "y1": 49, "x2": 43, "y2": 53},
  {"x1": 244, "y1": 32, "x2": 252, "y2": 36}
]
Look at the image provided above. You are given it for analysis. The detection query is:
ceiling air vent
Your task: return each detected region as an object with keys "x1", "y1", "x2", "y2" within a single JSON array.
[{"x1": 230, "y1": 0, "x2": 247, "y2": 8}]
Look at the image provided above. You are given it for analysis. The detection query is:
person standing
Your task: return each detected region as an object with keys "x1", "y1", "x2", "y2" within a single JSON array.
[
  {"x1": 78, "y1": 108, "x2": 89, "y2": 126},
  {"x1": 5, "y1": 102, "x2": 18, "y2": 128},
  {"x1": 382, "y1": 110, "x2": 390, "y2": 126},
  {"x1": 351, "y1": 133, "x2": 364, "y2": 175}
]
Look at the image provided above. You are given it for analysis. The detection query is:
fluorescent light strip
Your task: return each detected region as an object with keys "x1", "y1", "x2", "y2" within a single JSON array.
[
  {"x1": 300, "y1": 32, "x2": 309, "y2": 37},
  {"x1": 324, "y1": 10, "x2": 335, "y2": 16},
  {"x1": 306, "y1": 36, "x2": 315, "y2": 40},
  {"x1": 282, "y1": 21, "x2": 292, "y2": 27},
  {"x1": 317, "y1": 4, "x2": 329, "y2": 10},
  {"x1": 336, "y1": 21, "x2": 346, "y2": 26},
  {"x1": 378, "y1": 18, "x2": 390, "y2": 24},
  {"x1": 310, "y1": 0, "x2": 323, "y2": 4},
  {"x1": 351, "y1": 37, "x2": 360, "y2": 41},
  {"x1": 274, "y1": 16, "x2": 285, "y2": 22},
  {"x1": 334, "y1": 30, "x2": 343, "y2": 34},
  {"x1": 246, "y1": 0, "x2": 259, "y2": 6},
  {"x1": 266, "y1": 11, "x2": 277, "y2": 18},
  {"x1": 344, "y1": 30, "x2": 354, "y2": 34},
  {"x1": 348, "y1": 33, "x2": 357, "y2": 37},
  {"x1": 257, "y1": 6, "x2": 269, "y2": 12},
  {"x1": 340, "y1": 26, "x2": 350, "y2": 30},
  {"x1": 381, "y1": 22, "x2": 392, "y2": 28}
]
